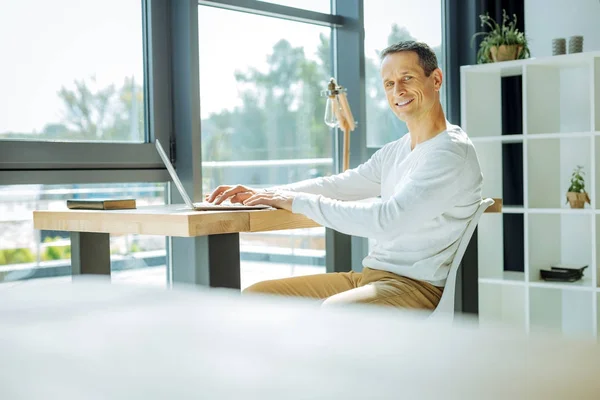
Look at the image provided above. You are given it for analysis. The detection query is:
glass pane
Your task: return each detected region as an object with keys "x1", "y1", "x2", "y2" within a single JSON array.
[
  {"x1": 0, "y1": 0, "x2": 145, "y2": 143},
  {"x1": 364, "y1": 0, "x2": 445, "y2": 148},
  {"x1": 257, "y1": 0, "x2": 330, "y2": 13},
  {"x1": 199, "y1": 7, "x2": 331, "y2": 289},
  {"x1": 0, "y1": 183, "x2": 167, "y2": 287}
]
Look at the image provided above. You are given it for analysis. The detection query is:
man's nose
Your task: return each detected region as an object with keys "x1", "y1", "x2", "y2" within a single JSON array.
[{"x1": 394, "y1": 84, "x2": 405, "y2": 97}]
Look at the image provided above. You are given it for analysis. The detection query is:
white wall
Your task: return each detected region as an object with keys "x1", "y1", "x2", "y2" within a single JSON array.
[{"x1": 525, "y1": 0, "x2": 600, "y2": 58}]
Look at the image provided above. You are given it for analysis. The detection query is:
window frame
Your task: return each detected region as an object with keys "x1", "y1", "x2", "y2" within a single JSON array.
[{"x1": 0, "y1": 0, "x2": 171, "y2": 185}]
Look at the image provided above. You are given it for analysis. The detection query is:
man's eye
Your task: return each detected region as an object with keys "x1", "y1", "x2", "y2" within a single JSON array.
[
  {"x1": 385, "y1": 81, "x2": 394, "y2": 87},
  {"x1": 403, "y1": 76, "x2": 412, "y2": 81}
]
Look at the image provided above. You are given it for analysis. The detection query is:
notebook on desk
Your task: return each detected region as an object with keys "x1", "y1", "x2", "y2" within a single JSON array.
[{"x1": 155, "y1": 139, "x2": 270, "y2": 211}]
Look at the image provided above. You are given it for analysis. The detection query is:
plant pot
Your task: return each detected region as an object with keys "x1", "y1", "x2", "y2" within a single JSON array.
[
  {"x1": 566, "y1": 192, "x2": 591, "y2": 208},
  {"x1": 490, "y1": 45, "x2": 523, "y2": 62}
]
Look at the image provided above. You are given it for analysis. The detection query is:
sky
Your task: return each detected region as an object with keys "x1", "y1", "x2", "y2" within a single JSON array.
[{"x1": 0, "y1": 0, "x2": 441, "y2": 133}]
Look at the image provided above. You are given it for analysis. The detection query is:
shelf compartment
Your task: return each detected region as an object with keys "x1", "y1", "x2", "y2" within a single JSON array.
[
  {"x1": 478, "y1": 214, "x2": 508, "y2": 280},
  {"x1": 594, "y1": 57, "x2": 600, "y2": 132},
  {"x1": 479, "y1": 283, "x2": 526, "y2": 331},
  {"x1": 528, "y1": 208, "x2": 593, "y2": 215},
  {"x1": 502, "y1": 206, "x2": 525, "y2": 214},
  {"x1": 502, "y1": 143, "x2": 524, "y2": 206},
  {"x1": 529, "y1": 278, "x2": 594, "y2": 291},
  {"x1": 470, "y1": 135, "x2": 523, "y2": 144},
  {"x1": 597, "y1": 294, "x2": 600, "y2": 339},
  {"x1": 529, "y1": 287, "x2": 594, "y2": 338},
  {"x1": 525, "y1": 63, "x2": 592, "y2": 134},
  {"x1": 478, "y1": 213, "x2": 525, "y2": 279},
  {"x1": 501, "y1": 75, "x2": 523, "y2": 135},
  {"x1": 503, "y1": 214, "x2": 524, "y2": 273},
  {"x1": 595, "y1": 137, "x2": 600, "y2": 211},
  {"x1": 462, "y1": 71, "x2": 504, "y2": 137},
  {"x1": 472, "y1": 142, "x2": 503, "y2": 201},
  {"x1": 528, "y1": 213, "x2": 592, "y2": 285},
  {"x1": 527, "y1": 137, "x2": 593, "y2": 209},
  {"x1": 479, "y1": 271, "x2": 525, "y2": 285},
  {"x1": 588, "y1": 215, "x2": 600, "y2": 288}
]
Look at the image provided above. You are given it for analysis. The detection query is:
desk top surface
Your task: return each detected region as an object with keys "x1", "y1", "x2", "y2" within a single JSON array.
[{"x1": 33, "y1": 204, "x2": 319, "y2": 237}]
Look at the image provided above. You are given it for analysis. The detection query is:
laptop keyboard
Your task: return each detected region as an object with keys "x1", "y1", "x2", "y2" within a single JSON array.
[{"x1": 191, "y1": 201, "x2": 270, "y2": 210}]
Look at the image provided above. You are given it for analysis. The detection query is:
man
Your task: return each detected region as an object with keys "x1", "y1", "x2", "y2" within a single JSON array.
[{"x1": 207, "y1": 41, "x2": 483, "y2": 312}]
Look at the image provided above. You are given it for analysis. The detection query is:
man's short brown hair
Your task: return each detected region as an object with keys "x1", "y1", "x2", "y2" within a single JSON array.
[{"x1": 379, "y1": 41, "x2": 439, "y2": 77}]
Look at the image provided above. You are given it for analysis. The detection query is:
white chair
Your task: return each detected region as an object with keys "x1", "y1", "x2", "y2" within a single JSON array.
[{"x1": 429, "y1": 198, "x2": 495, "y2": 322}]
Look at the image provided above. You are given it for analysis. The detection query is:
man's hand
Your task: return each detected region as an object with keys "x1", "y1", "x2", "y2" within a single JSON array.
[
  {"x1": 243, "y1": 191, "x2": 295, "y2": 211},
  {"x1": 206, "y1": 184, "x2": 257, "y2": 205}
]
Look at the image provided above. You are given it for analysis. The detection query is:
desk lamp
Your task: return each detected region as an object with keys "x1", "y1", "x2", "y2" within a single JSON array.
[{"x1": 321, "y1": 78, "x2": 356, "y2": 171}]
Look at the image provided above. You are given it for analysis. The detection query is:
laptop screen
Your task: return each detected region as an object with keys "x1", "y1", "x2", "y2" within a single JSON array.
[{"x1": 155, "y1": 139, "x2": 194, "y2": 208}]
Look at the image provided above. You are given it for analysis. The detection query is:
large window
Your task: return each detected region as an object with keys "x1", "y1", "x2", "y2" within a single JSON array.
[
  {"x1": 0, "y1": 183, "x2": 167, "y2": 286},
  {"x1": 0, "y1": 0, "x2": 168, "y2": 288},
  {"x1": 198, "y1": 6, "x2": 332, "y2": 288},
  {"x1": 0, "y1": 0, "x2": 145, "y2": 143},
  {"x1": 364, "y1": 0, "x2": 445, "y2": 148}
]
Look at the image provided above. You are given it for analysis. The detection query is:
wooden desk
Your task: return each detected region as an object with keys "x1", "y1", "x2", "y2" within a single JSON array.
[
  {"x1": 33, "y1": 205, "x2": 319, "y2": 288},
  {"x1": 33, "y1": 198, "x2": 502, "y2": 293}
]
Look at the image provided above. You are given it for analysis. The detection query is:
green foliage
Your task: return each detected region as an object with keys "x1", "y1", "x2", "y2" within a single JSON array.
[
  {"x1": 203, "y1": 35, "x2": 331, "y2": 166},
  {"x1": 44, "y1": 246, "x2": 62, "y2": 261},
  {"x1": 43, "y1": 236, "x2": 59, "y2": 243},
  {"x1": 130, "y1": 242, "x2": 141, "y2": 253},
  {"x1": 41, "y1": 236, "x2": 70, "y2": 261},
  {"x1": 0, "y1": 248, "x2": 35, "y2": 265},
  {"x1": 471, "y1": 10, "x2": 530, "y2": 64},
  {"x1": 42, "y1": 246, "x2": 70, "y2": 261},
  {"x1": 54, "y1": 75, "x2": 144, "y2": 141},
  {"x1": 568, "y1": 165, "x2": 587, "y2": 193}
]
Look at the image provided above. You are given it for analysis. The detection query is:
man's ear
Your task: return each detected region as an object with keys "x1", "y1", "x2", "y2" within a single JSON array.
[{"x1": 432, "y1": 68, "x2": 443, "y2": 91}]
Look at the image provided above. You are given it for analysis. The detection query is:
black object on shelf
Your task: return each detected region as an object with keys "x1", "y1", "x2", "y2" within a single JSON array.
[{"x1": 540, "y1": 265, "x2": 588, "y2": 282}]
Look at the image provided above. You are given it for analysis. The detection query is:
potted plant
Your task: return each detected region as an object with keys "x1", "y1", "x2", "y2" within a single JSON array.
[
  {"x1": 566, "y1": 165, "x2": 591, "y2": 208},
  {"x1": 471, "y1": 10, "x2": 531, "y2": 64}
]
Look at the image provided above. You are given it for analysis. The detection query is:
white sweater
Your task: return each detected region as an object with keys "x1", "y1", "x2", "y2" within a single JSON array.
[{"x1": 277, "y1": 123, "x2": 483, "y2": 287}]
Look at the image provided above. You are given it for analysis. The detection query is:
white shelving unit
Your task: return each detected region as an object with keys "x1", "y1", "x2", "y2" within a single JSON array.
[{"x1": 461, "y1": 51, "x2": 600, "y2": 339}]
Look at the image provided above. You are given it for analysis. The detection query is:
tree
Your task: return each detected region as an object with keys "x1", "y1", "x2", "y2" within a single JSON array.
[
  {"x1": 57, "y1": 75, "x2": 115, "y2": 140},
  {"x1": 109, "y1": 76, "x2": 144, "y2": 142},
  {"x1": 205, "y1": 38, "x2": 330, "y2": 162},
  {"x1": 56, "y1": 75, "x2": 143, "y2": 141}
]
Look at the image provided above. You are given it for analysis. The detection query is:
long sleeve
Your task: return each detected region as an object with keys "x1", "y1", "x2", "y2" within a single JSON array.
[
  {"x1": 268, "y1": 146, "x2": 386, "y2": 201},
  {"x1": 291, "y1": 148, "x2": 471, "y2": 242}
]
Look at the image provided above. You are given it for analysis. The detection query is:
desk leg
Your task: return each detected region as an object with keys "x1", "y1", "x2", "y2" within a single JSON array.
[
  {"x1": 70, "y1": 232, "x2": 111, "y2": 275},
  {"x1": 172, "y1": 233, "x2": 241, "y2": 289}
]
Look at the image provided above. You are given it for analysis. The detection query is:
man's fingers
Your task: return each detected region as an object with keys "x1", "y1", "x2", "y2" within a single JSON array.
[
  {"x1": 214, "y1": 185, "x2": 247, "y2": 204},
  {"x1": 230, "y1": 191, "x2": 253, "y2": 204},
  {"x1": 242, "y1": 194, "x2": 261, "y2": 205},
  {"x1": 207, "y1": 185, "x2": 231, "y2": 203},
  {"x1": 245, "y1": 194, "x2": 278, "y2": 207}
]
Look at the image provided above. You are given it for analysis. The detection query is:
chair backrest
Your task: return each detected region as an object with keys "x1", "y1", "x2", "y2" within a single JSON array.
[{"x1": 428, "y1": 198, "x2": 495, "y2": 322}]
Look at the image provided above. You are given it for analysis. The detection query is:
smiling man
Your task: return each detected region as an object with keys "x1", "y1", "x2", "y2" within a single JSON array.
[{"x1": 207, "y1": 41, "x2": 483, "y2": 312}]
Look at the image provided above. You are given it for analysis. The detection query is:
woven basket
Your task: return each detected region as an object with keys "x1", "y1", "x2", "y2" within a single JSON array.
[
  {"x1": 566, "y1": 192, "x2": 591, "y2": 208},
  {"x1": 490, "y1": 45, "x2": 523, "y2": 62}
]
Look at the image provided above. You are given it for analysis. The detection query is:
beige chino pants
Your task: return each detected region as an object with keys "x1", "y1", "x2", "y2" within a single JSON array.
[{"x1": 243, "y1": 267, "x2": 443, "y2": 311}]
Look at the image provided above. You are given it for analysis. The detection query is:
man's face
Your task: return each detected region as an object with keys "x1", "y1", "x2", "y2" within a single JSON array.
[{"x1": 380, "y1": 51, "x2": 442, "y2": 122}]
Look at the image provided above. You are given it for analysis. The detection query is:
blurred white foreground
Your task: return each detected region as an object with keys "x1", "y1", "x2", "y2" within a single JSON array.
[{"x1": 0, "y1": 277, "x2": 598, "y2": 399}]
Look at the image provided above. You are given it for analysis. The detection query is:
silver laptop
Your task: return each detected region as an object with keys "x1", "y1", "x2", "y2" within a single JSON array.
[{"x1": 155, "y1": 139, "x2": 270, "y2": 211}]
